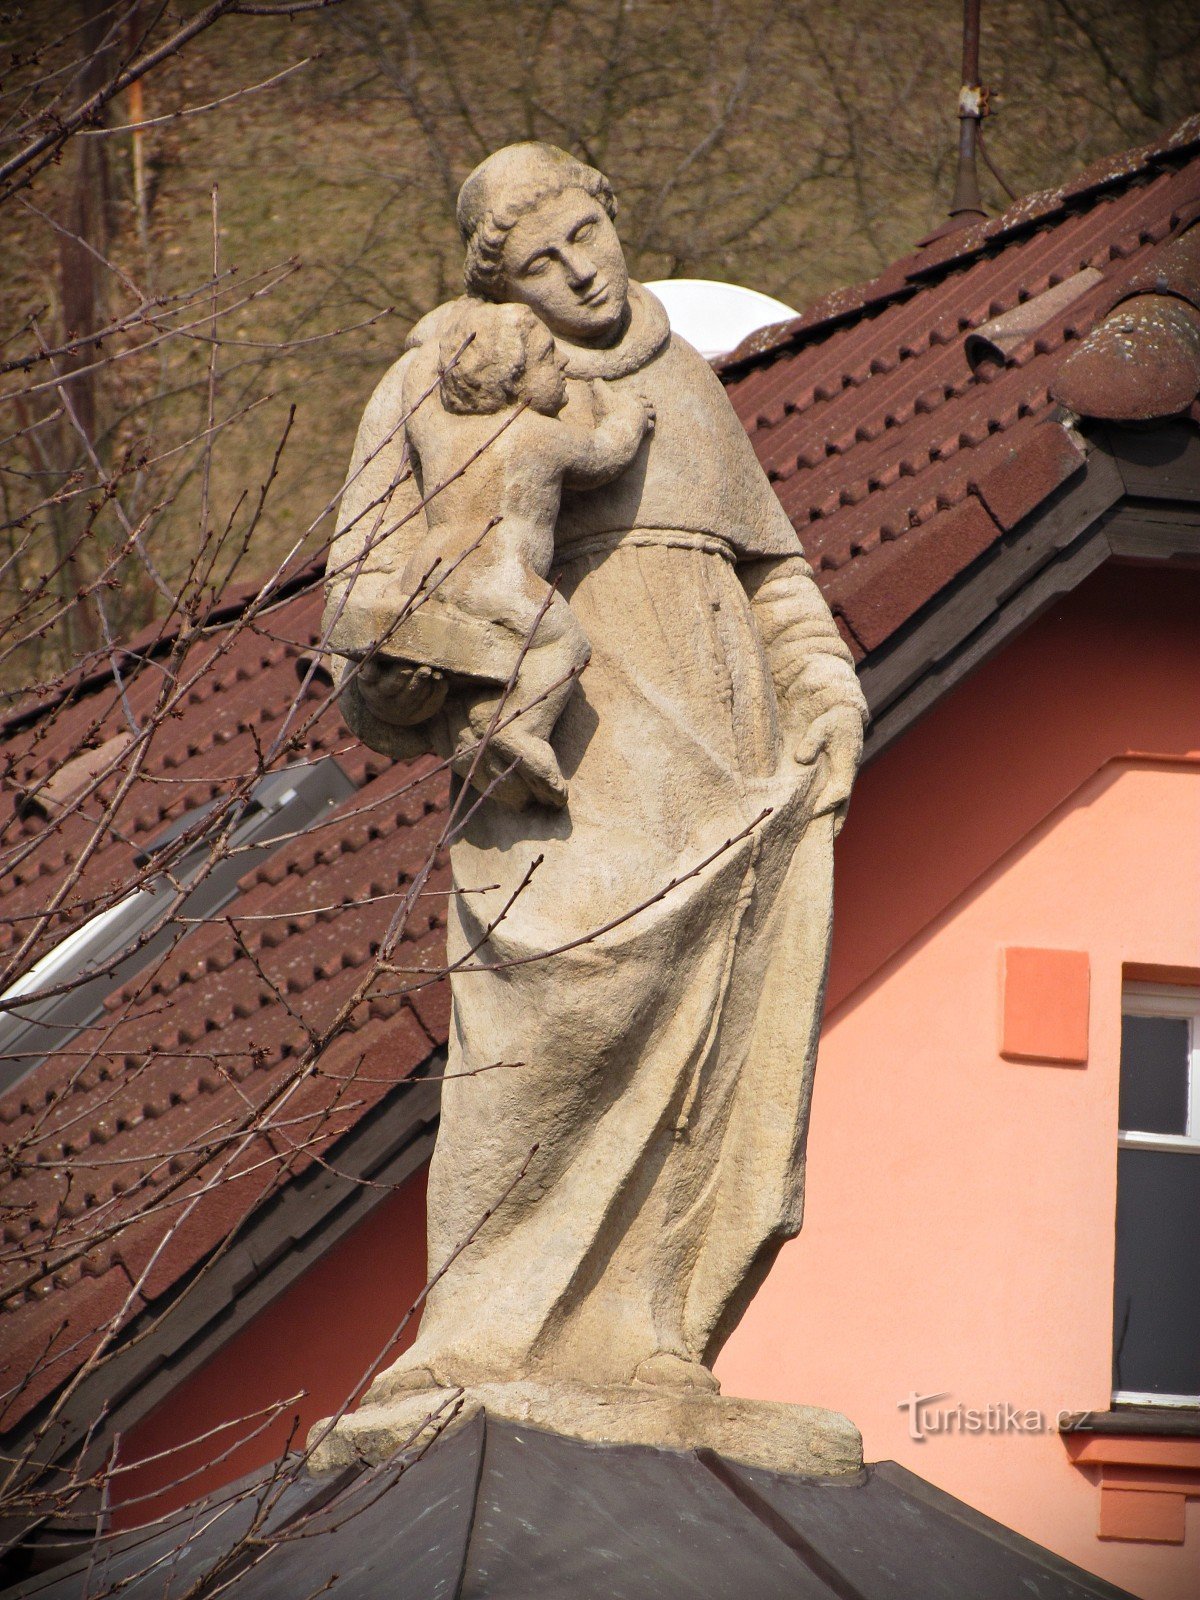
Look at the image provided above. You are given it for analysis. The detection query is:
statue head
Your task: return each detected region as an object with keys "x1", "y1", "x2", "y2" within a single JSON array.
[
  {"x1": 437, "y1": 299, "x2": 568, "y2": 417},
  {"x1": 457, "y1": 142, "x2": 629, "y2": 345}
]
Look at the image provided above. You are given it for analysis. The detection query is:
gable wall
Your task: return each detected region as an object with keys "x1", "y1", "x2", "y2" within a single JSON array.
[{"x1": 719, "y1": 561, "x2": 1200, "y2": 1599}]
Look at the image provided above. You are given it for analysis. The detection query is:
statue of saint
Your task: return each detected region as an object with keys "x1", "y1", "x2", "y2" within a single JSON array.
[{"x1": 318, "y1": 143, "x2": 867, "y2": 1468}]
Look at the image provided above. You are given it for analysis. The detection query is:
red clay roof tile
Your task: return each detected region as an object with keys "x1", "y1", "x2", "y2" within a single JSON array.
[
  {"x1": 970, "y1": 419, "x2": 1087, "y2": 531},
  {"x1": 827, "y1": 495, "x2": 1001, "y2": 653},
  {"x1": 723, "y1": 122, "x2": 1200, "y2": 646},
  {"x1": 0, "y1": 575, "x2": 449, "y2": 1432}
]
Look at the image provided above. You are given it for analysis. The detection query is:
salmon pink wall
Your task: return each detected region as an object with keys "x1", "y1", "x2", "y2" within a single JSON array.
[
  {"x1": 825, "y1": 564, "x2": 1200, "y2": 1012},
  {"x1": 114, "y1": 1167, "x2": 427, "y2": 1528},
  {"x1": 718, "y1": 564, "x2": 1200, "y2": 1600}
]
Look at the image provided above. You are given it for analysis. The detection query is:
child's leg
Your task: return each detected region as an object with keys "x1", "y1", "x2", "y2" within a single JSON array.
[
  {"x1": 454, "y1": 592, "x2": 589, "y2": 810},
  {"x1": 495, "y1": 590, "x2": 588, "y2": 738},
  {"x1": 455, "y1": 543, "x2": 572, "y2": 647}
]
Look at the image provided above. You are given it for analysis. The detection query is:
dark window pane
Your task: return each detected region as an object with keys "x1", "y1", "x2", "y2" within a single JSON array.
[
  {"x1": 1119, "y1": 1015, "x2": 1189, "y2": 1135},
  {"x1": 1113, "y1": 1148, "x2": 1200, "y2": 1396}
]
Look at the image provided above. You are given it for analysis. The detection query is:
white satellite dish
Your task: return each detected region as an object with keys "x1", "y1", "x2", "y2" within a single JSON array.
[{"x1": 643, "y1": 278, "x2": 798, "y2": 360}]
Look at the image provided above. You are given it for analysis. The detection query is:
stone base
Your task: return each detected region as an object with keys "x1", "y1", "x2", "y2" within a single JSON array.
[{"x1": 307, "y1": 1379, "x2": 863, "y2": 1479}]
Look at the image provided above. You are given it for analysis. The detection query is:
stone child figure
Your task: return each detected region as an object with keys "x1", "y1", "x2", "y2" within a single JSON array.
[
  {"x1": 317, "y1": 142, "x2": 868, "y2": 1474},
  {"x1": 396, "y1": 298, "x2": 653, "y2": 807}
]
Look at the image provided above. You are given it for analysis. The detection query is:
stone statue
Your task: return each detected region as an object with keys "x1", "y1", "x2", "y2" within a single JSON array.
[
  {"x1": 395, "y1": 297, "x2": 654, "y2": 808},
  {"x1": 314, "y1": 142, "x2": 868, "y2": 1475}
]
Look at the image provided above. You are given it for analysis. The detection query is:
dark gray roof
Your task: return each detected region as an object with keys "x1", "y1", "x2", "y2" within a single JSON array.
[{"x1": 15, "y1": 1411, "x2": 1133, "y2": 1600}]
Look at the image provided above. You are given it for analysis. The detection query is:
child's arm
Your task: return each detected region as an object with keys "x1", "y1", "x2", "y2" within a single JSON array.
[{"x1": 556, "y1": 382, "x2": 654, "y2": 489}]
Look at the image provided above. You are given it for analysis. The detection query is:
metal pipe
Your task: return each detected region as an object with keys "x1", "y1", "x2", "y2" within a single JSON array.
[
  {"x1": 961, "y1": 0, "x2": 981, "y2": 84},
  {"x1": 948, "y1": 0, "x2": 987, "y2": 222}
]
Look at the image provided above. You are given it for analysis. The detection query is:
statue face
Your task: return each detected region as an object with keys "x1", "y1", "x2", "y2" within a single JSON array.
[
  {"x1": 523, "y1": 324, "x2": 570, "y2": 415},
  {"x1": 500, "y1": 188, "x2": 629, "y2": 343}
]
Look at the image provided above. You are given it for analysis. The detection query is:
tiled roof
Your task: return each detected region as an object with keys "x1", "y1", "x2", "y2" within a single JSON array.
[
  {"x1": 721, "y1": 113, "x2": 1200, "y2": 660},
  {"x1": 4, "y1": 116, "x2": 1199, "y2": 1445},
  {"x1": 0, "y1": 579, "x2": 450, "y2": 1432}
]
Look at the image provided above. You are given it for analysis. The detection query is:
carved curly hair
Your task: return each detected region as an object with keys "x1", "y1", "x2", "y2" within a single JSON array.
[
  {"x1": 437, "y1": 300, "x2": 544, "y2": 415},
  {"x1": 456, "y1": 142, "x2": 617, "y2": 301}
]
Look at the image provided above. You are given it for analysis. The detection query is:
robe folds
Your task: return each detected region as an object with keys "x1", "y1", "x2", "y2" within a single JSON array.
[{"x1": 325, "y1": 285, "x2": 865, "y2": 1389}]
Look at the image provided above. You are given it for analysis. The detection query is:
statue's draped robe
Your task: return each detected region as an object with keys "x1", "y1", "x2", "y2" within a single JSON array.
[{"x1": 326, "y1": 287, "x2": 864, "y2": 1389}]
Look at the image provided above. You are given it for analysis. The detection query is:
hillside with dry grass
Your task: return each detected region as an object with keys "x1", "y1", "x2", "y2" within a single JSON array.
[{"x1": 2, "y1": 0, "x2": 1197, "y2": 677}]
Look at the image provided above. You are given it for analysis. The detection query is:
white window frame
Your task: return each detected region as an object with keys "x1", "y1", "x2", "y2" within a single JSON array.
[
  {"x1": 1119, "y1": 985, "x2": 1200, "y2": 1155},
  {"x1": 1, "y1": 889, "x2": 155, "y2": 1006},
  {"x1": 1113, "y1": 984, "x2": 1200, "y2": 1408}
]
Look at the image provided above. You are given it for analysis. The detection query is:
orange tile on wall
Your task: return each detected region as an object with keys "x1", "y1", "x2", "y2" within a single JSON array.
[
  {"x1": 1001, "y1": 946, "x2": 1090, "y2": 1065},
  {"x1": 1100, "y1": 1487, "x2": 1188, "y2": 1545}
]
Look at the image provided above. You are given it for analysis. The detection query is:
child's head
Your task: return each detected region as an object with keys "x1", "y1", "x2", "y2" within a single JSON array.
[{"x1": 438, "y1": 300, "x2": 566, "y2": 418}]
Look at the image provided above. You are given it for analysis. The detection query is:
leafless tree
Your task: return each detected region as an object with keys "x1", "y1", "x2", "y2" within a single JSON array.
[{"x1": 0, "y1": 1, "x2": 542, "y2": 1584}]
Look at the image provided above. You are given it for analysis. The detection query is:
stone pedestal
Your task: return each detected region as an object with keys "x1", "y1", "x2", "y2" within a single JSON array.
[{"x1": 308, "y1": 1380, "x2": 863, "y2": 1479}]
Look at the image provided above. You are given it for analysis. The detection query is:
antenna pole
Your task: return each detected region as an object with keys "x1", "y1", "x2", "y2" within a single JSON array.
[{"x1": 948, "y1": 0, "x2": 987, "y2": 222}]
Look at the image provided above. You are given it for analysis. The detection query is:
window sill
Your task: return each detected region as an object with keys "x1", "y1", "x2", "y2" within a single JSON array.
[
  {"x1": 1060, "y1": 1416, "x2": 1200, "y2": 1543},
  {"x1": 1060, "y1": 1405, "x2": 1200, "y2": 1439}
]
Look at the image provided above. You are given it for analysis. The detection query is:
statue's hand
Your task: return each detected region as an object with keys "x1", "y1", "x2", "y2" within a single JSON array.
[
  {"x1": 356, "y1": 655, "x2": 448, "y2": 727},
  {"x1": 793, "y1": 704, "x2": 863, "y2": 837},
  {"x1": 589, "y1": 378, "x2": 654, "y2": 436}
]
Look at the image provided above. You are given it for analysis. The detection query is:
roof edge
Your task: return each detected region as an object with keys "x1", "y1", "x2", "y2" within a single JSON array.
[
  {"x1": 717, "y1": 111, "x2": 1200, "y2": 378},
  {"x1": 859, "y1": 422, "x2": 1200, "y2": 763},
  {"x1": 0, "y1": 1068, "x2": 441, "y2": 1513},
  {"x1": 0, "y1": 558, "x2": 327, "y2": 742}
]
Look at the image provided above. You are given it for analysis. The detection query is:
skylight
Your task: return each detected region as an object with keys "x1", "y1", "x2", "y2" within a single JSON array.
[{"x1": 0, "y1": 757, "x2": 356, "y2": 1093}]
